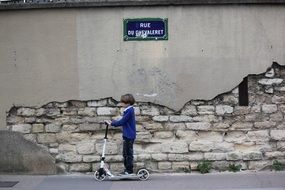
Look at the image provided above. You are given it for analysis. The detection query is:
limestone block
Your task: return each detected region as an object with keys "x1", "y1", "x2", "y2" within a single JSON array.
[
  {"x1": 165, "y1": 123, "x2": 186, "y2": 130},
  {"x1": 161, "y1": 142, "x2": 189, "y2": 153},
  {"x1": 270, "y1": 130, "x2": 285, "y2": 141},
  {"x1": 78, "y1": 108, "x2": 96, "y2": 116},
  {"x1": 151, "y1": 154, "x2": 167, "y2": 161},
  {"x1": 224, "y1": 132, "x2": 248, "y2": 143},
  {"x1": 62, "y1": 124, "x2": 78, "y2": 132},
  {"x1": 226, "y1": 152, "x2": 242, "y2": 160},
  {"x1": 96, "y1": 142, "x2": 118, "y2": 155},
  {"x1": 216, "y1": 105, "x2": 233, "y2": 115},
  {"x1": 137, "y1": 154, "x2": 151, "y2": 161},
  {"x1": 277, "y1": 142, "x2": 285, "y2": 151},
  {"x1": 136, "y1": 131, "x2": 152, "y2": 143},
  {"x1": 172, "y1": 162, "x2": 190, "y2": 171},
  {"x1": 154, "y1": 131, "x2": 173, "y2": 139},
  {"x1": 35, "y1": 108, "x2": 46, "y2": 116},
  {"x1": 247, "y1": 130, "x2": 269, "y2": 142},
  {"x1": 265, "y1": 151, "x2": 285, "y2": 159},
  {"x1": 275, "y1": 86, "x2": 285, "y2": 92},
  {"x1": 254, "y1": 121, "x2": 276, "y2": 129},
  {"x1": 56, "y1": 152, "x2": 82, "y2": 163},
  {"x1": 140, "y1": 106, "x2": 160, "y2": 116},
  {"x1": 204, "y1": 153, "x2": 226, "y2": 161},
  {"x1": 153, "y1": 116, "x2": 169, "y2": 122},
  {"x1": 59, "y1": 144, "x2": 76, "y2": 152},
  {"x1": 25, "y1": 117, "x2": 36, "y2": 123},
  {"x1": 258, "y1": 78, "x2": 283, "y2": 85},
  {"x1": 70, "y1": 133, "x2": 90, "y2": 142},
  {"x1": 32, "y1": 124, "x2": 44, "y2": 133},
  {"x1": 213, "y1": 142, "x2": 234, "y2": 152},
  {"x1": 270, "y1": 113, "x2": 283, "y2": 121},
  {"x1": 45, "y1": 108, "x2": 61, "y2": 117},
  {"x1": 185, "y1": 122, "x2": 211, "y2": 131},
  {"x1": 56, "y1": 132, "x2": 72, "y2": 143},
  {"x1": 170, "y1": 115, "x2": 192, "y2": 122},
  {"x1": 181, "y1": 105, "x2": 197, "y2": 116},
  {"x1": 78, "y1": 123, "x2": 101, "y2": 132},
  {"x1": 70, "y1": 163, "x2": 91, "y2": 172},
  {"x1": 190, "y1": 162, "x2": 199, "y2": 170},
  {"x1": 192, "y1": 115, "x2": 219, "y2": 122},
  {"x1": 23, "y1": 134, "x2": 37, "y2": 143},
  {"x1": 105, "y1": 155, "x2": 124, "y2": 162},
  {"x1": 197, "y1": 132, "x2": 223, "y2": 142},
  {"x1": 87, "y1": 99, "x2": 108, "y2": 107},
  {"x1": 248, "y1": 161, "x2": 270, "y2": 170},
  {"x1": 197, "y1": 106, "x2": 215, "y2": 115},
  {"x1": 222, "y1": 95, "x2": 239, "y2": 105},
  {"x1": 230, "y1": 122, "x2": 253, "y2": 131},
  {"x1": 69, "y1": 100, "x2": 86, "y2": 108},
  {"x1": 272, "y1": 95, "x2": 285, "y2": 104},
  {"x1": 189, "y1": 141, "x2": 214, "y2": 152},
  {"x1": 265, "y1": 68, "x2": 275, "y2": 77},
  {"x1": 212, "y1": 161, "x2": 228, "y2": 171},
  {"x1": 262, "y1": 104, "x2": 277, "y2": 114},
  {"x1": 97, "y1": 107, "x2": 118, "y2": 116},
  {"x1": 45, "y1": 123, "x2": 61, "y2": 133},
  {"x1": 17, "y1": 108, "x2": 35, "y2": 116},
  {"x1": 37, "y1": 134, "x2": 57, "y2": 143},
  {"x1": 12, "y1": 124, "x2": 32, "y2": 134},
  {"x1": 76, "y1": 141, "x2": 96, "y2": 155},
  {"x1": 158, "y1": 162, "x2": 172, "y2": 170},
  {"x1": 143, "y1": 123, "x2": 163, "y2": 130},
  {"x1": 110, "y1": 163, "x2": 125, "y2": 172},
  {"x1": 83, "y1": 155, "x2": 101, "y2": 162},
  {"x1": 242, "y1": 151, "x2": 263, "y2": 161},
  {"x1": 188, "y1": 153, "x2": 204, "y2": 161},
  {"x1": 175, "y1": 130, "x2": 197, "y2": 140},
  {"x1": 251, "y1": 105, "x2": 261, "y2": 113},
  {"x1": 49, "y1": 148, "x2": 59, "y2": 154},
  {"x1": 234, "y1": 106, "x2": 251, "y2": 115},
  {"x1": 212, "y1": 123, "x2": 230, "y2": 131},
  {"x1": 168, "y1": 154, "x2": 189, "y2": 161}
]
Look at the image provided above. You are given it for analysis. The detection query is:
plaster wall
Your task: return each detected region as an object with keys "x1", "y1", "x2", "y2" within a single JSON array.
[{"x1": 0, "y1": 5, "x2": 285, "y2": 128}]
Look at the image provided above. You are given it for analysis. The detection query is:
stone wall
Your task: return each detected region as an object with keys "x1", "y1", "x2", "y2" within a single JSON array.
[{"x1": 6, "y1": 63, "x2": 285, "y2": 173}]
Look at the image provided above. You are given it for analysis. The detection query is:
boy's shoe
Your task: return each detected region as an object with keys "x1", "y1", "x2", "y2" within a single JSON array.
[{"x1": 119, "y1": 171, "x2": 134, "y2": 176}]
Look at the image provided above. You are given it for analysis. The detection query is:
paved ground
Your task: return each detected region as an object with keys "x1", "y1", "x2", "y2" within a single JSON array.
[{"x1": 1, "y1": 171, "x2": 285, "y2": 190}]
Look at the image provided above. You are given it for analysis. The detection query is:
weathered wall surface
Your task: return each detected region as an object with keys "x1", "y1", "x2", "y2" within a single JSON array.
[
  {"x1": 6, "y1": 63, "x2": 285, "y2": 173},
  {"x1": 1, "y1": 5, "x2": 285, "y2": 128}
]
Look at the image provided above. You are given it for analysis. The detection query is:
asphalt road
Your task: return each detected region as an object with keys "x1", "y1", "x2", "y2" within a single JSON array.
[{"x1": 1, "y1": 172, "x2": 285, "y2": 190}]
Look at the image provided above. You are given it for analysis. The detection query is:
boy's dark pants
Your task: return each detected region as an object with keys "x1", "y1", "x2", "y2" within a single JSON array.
[{"x1": 123, "y1": 138, "x2": 134, "y2": 173}]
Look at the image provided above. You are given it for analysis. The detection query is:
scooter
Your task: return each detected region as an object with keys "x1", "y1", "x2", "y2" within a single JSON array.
[{"x1": 94, "y1": 122, "x2": 150, "y2": 181}]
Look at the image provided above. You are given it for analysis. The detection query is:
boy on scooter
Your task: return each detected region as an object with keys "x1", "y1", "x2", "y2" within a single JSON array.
[{"x1": 107, "y1": 94, "x2": 136, "y2": 175}]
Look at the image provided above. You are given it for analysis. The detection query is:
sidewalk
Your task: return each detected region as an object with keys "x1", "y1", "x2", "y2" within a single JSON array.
[{"x1": 1, "y1": 171, "x2": 285, "y2": 190}]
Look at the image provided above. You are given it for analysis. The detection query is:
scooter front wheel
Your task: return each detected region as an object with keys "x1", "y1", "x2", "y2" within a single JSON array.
[
  {"x1": 94, "y1": 169, "x2": 106, "y2": 181},
  {"x1": 137, "y1": 168, "x2": 150, "y2": 181}
]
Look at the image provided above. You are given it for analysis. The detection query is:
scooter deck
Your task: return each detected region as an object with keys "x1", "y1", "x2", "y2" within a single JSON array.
[{"x1": 107, "y1": 174, "x2": 141, "y2": 181}]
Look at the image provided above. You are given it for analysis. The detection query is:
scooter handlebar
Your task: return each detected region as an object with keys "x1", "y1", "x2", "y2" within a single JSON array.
[{"x1": 103, "y1": 121, "x2": 110, "y2": 139}]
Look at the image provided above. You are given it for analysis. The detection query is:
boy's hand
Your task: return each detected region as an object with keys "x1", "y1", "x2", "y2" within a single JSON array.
[{"x1": 104, "y1": 120, "x2": 111, "y2": 126}]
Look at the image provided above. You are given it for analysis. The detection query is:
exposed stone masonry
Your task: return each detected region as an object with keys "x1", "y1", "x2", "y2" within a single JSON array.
[{"x1": 6, "y1": 63, "x2": 285, "y2": 173}]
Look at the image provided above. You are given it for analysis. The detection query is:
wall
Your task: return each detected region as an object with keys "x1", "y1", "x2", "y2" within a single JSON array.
[
  {"x1": 6, "y1": 63, "x2": 285, "y2": 173},
  {"x1": 1, "y1": 5, "x2": 285, "y2": 129}
]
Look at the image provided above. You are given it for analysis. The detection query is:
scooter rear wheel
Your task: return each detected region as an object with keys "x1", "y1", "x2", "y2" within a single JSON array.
[
  {"x1": 137, "y1": 168, "x2": 150, "y2": 181},
  {"x1": 94, "y1": 169, "x2": 106, "y2": 181}
]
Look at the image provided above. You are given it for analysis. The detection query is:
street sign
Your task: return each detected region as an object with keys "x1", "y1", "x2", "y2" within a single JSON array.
[{"x1": 123, "y1": 18, "x2": 168, "y2": 41}]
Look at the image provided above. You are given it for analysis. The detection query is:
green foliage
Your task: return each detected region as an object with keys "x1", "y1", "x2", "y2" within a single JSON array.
[
  {"x1": 272, "y1": 160, "x2": 284, "y2": 171},
  {"x1": 197, "y1": 161, "x2": 212, "y2": 174},
  {"x1": 228, "y1": 163, "x2": 242, "y2": 172}
]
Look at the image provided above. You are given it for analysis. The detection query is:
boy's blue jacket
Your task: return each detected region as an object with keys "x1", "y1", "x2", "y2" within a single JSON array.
[{"x1": 111, "y1": 106, "x2": 136, "y2": 140}]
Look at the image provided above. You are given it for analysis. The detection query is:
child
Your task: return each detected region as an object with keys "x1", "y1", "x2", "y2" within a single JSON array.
[{"x1": 110, "y1": 94, "x2": 136, "y2": 175}]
